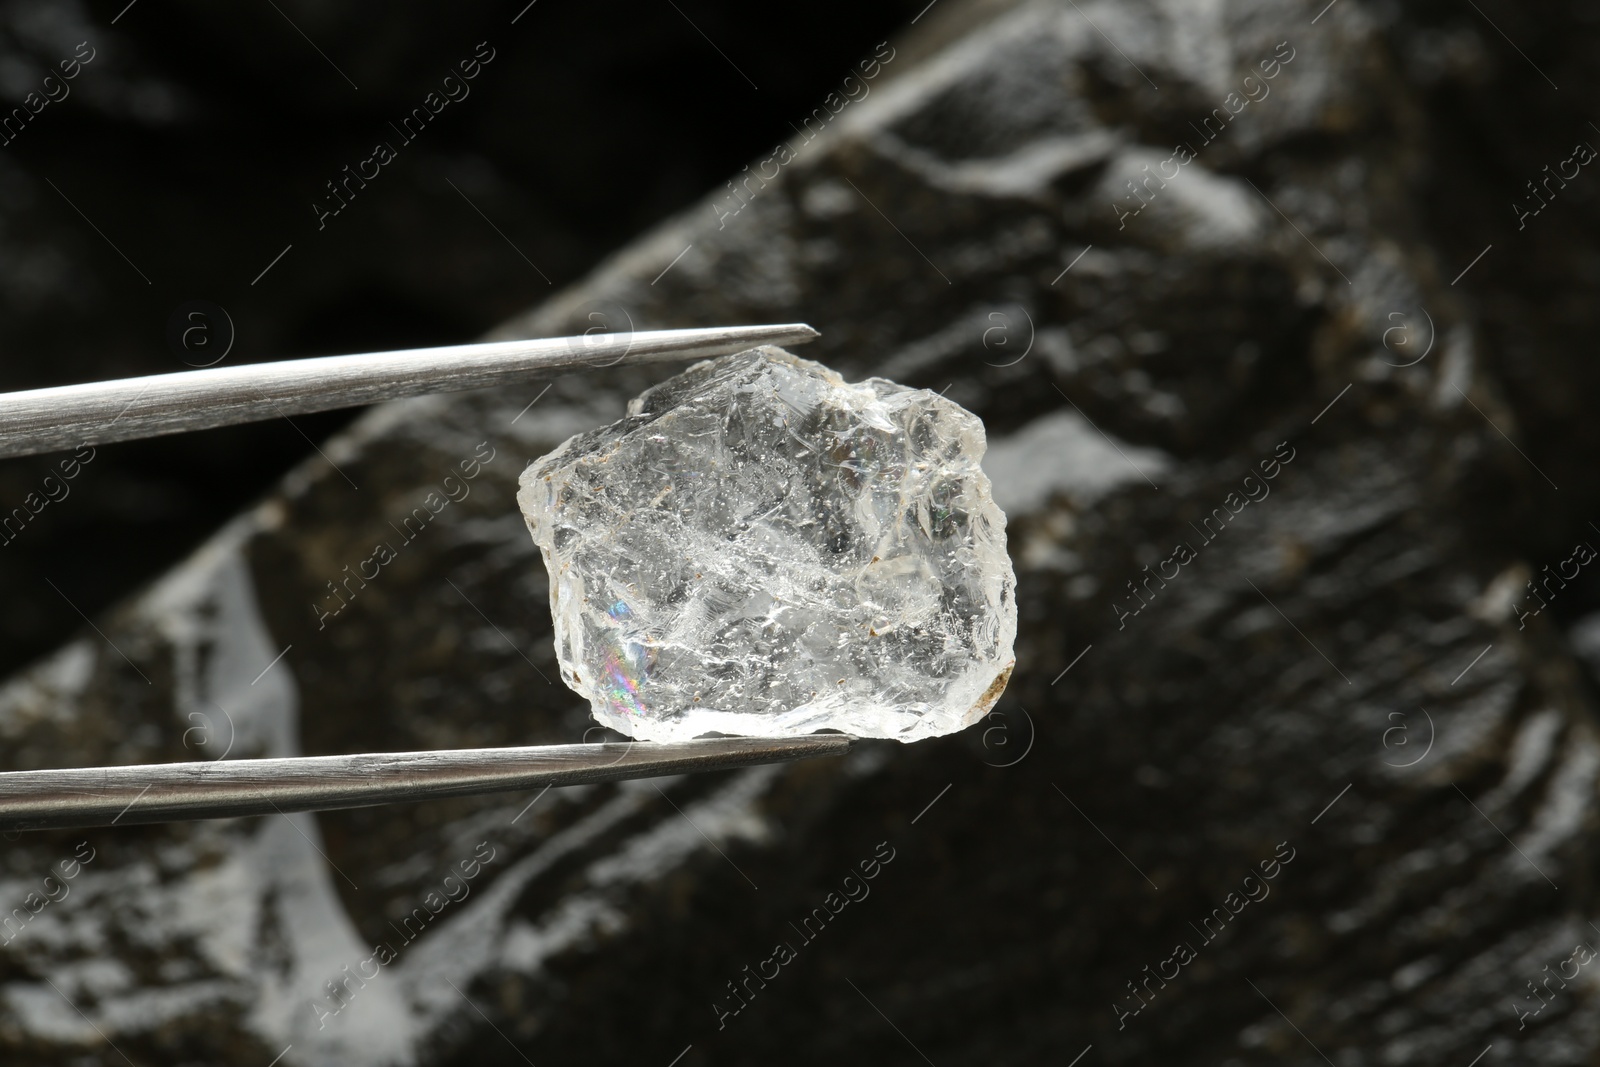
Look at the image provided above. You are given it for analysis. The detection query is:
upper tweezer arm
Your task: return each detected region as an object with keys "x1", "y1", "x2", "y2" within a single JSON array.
[{"x1": 0, "y1": 322, "x2": 818, "y2": 460}]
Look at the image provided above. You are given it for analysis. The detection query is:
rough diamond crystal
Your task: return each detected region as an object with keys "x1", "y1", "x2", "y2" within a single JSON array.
[{"x1": 517, "y1": 346, "x2": 1017, "y2": 742}]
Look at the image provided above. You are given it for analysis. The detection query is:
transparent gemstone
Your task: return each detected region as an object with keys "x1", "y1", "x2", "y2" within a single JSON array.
[{"x1": 517, "y1": 346, "x2": 1017, "y2": 742}]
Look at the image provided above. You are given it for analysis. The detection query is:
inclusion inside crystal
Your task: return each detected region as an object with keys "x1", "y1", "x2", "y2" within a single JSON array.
[{"x1": 517, "y1": 346, "x2": 1017, "y2": 742}]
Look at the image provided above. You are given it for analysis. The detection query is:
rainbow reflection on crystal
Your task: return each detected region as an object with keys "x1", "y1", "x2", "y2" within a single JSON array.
[{"x1": 597, "y1": 599, "x2": 650, "y2": 720}]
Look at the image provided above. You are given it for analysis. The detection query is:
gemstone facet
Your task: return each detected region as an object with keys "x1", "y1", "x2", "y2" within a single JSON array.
[{"x1": 517, "y1": 346, "x2": 1016, "y2": 742}]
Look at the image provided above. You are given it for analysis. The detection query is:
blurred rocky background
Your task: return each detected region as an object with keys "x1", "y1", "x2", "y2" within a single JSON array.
[
  {"x1": 0, "y1": 0, "x2": 922, "y2": 677},
  {"x1": 4, "y1": 0, "x2": 1600, "y2": 1064}
]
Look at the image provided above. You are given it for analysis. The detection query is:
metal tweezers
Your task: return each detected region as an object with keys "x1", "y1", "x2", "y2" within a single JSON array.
[{"x1": 0, "y1": 322, "x2": 854, "y2": 833}]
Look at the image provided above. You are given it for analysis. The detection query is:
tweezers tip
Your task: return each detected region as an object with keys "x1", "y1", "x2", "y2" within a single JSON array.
[{"x1": 739, "y1": 322, "x2": 820, "y2": 348}]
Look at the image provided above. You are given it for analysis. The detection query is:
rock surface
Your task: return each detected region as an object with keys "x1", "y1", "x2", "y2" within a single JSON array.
[
  {"x1": 518, "y1": 347, "x2": 1016, "y2": 742},
  {"x1": 2, "y1": 1, "x2": 1599, "y2": 1065}
]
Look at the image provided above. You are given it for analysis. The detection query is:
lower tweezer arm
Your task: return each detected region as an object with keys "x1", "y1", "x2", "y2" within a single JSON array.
[{"x1": 0, "y1": 735, "x2": 854, "y2": 833}]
